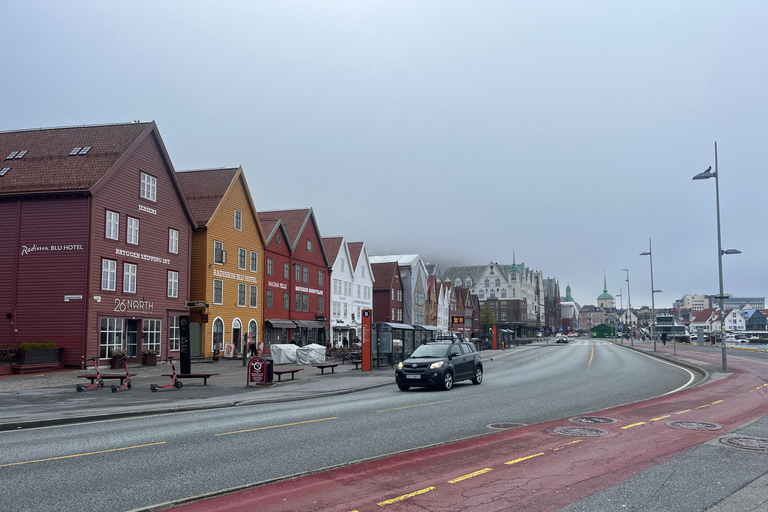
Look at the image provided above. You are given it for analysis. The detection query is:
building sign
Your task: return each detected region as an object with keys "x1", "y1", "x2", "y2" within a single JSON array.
[
  {"x1": 295, "y1": 286, "x2": 323, "y2": 295},
  {"x1": 213, "y1": 268, "x2": 258, "y2": 284},
  {"x1": 64, "y1": 295, "x2": 83, "y2": 302},
  {"x1": 268, "y1": 280, "x2": 288, "y2": 290},
  {"x1": 115, "y1": 248, "x2": 171, "y2": 265},
  {"x1": 138, "y1": 204, "x2": 157, "y2": 215},
  {"x1": 114, "y1": 298, "x2": 154, "y2": 312},
  {"x1": 247, "y1": 356, "x2": 268, "y2": 386},
  {"x1": 21, "y1": 243, "x2": 85, "y2": 256}
]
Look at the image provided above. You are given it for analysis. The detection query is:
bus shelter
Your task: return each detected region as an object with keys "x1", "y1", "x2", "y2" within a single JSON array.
[
  {"x1": 371, "y1": 322, "x2": 415, "y2": 368},
  {"x1": 413, "y1": 325, "x2": 442, "y2": 348}
]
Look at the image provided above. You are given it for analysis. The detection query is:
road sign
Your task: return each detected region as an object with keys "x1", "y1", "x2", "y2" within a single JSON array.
[{"x1": 185, "y1": 301, "x2": 209, "y2": 308}]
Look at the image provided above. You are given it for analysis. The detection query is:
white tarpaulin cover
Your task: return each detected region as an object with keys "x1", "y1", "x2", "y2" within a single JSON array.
[{"x1": 270, "y1": 344, "x2": 326, "y2": 364}]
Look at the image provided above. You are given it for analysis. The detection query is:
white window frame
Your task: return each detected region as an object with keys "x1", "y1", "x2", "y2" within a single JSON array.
[
  {"x1": 169, "y1": 229, "x2": 179, "y2": 254},
  {"x1": 250, "y1": 251, "x2": 258, "y2": 273},
  {"x1": 123, "y1": 263, "x2": 137, "y2": 293},
  {"x1": 238, "y1": 247, "x2": 246, "y2": 270},
  {"x1": 101, "y1": 259, "x2": 116, "y2": 291},
  {"x1": 169, "y1": 316, "x2": 180, "y2": 351},
  {"x1": 238, "y1": 283, "x2": 247, "y2": 307},
  {"x1": 167, "y1": 271, "x2": 179, "y2": 298},
  {"x1": 142, "y1": 319, "x2": 162, "y2": 354},
  {"x1": 266, "y1": 257, "x2": 273, "y2": 276},
  {"x1": 307, "y1": 239, "x2": 312, "y2": 252},
  {"x1": 127, "y1": 217, "x2": 139, "y2": 245},
  {"x1": 213, "y1": 279, "x2": 223, "y2": 305},
  {"x1": 214, "y1": 240, "x2": 224, "y2": 264},
  {"x1": 140, "y1": 172, "x2": 157, "y2": 202},
  {"x1": 249, "y1": 285, "x2": 258, "y2": 308},
  {"x1": 234, "y1": 209, "x2": 242, "y2": 231},
  {"x1": 106, "y1": 211, "x2": 119, "y2": 240},
  {"x1": 99, "y1": 317, "x2": 124, "y2": 358}
]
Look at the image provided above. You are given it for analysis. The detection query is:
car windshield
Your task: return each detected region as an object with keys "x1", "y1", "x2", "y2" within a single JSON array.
[{"x1": 410, "y1": 344, "x2": 449, "y2": 358}]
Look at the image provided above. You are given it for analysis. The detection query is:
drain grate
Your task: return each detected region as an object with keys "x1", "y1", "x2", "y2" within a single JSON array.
[
  {"x1": 554, "y1": 427, "x2": 609, "y2": 437},
  {"x1": 667, "y1": 420, "x2": 722, "y2": 431},
  {"x1": 720, "y1": 436, "x2": 768, "y2": 452},
  {"x1": 569, "y1": 416, "x2": 617, "y2": 425},
  {"x1": 488, "y1": 422, "x2": 525, "y2": 430}
]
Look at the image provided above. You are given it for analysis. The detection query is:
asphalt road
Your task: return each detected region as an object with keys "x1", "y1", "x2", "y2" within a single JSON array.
[{"x1": 0, "y1": 339, "x2": 701, "y2": 512}]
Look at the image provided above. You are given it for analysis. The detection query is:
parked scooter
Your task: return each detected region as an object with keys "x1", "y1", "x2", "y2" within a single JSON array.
[
  {"x1": 76, "y1": 356, "x2": 103, "y2": 392},
  {"x1": 150, "y1": 356, "x2": 182, "y2": 392},
  {"x1": 111, "y1": 356, "x2": 132, "y2": 393}
]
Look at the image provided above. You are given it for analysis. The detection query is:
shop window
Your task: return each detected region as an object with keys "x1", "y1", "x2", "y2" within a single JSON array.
[
  {"x1": 143, "y1": 319, "x2": 162, "y2": 354},
  {"x1": 169, "y1": 316, "x2": 180, "y2": 351},
  {"x1": 99, "y1": 317, "x2": 123, "y2": 358},
  {"x1": 212, "y1": 318, "x2": 224, "y2": 351}
]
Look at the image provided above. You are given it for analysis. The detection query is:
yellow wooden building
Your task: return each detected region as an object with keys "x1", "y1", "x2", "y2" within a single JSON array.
[{"x1": 176, "y1": 167, "x2": 266, "y2": 358}]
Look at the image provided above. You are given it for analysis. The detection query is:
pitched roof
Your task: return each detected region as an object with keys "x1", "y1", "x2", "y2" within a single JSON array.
[
  {"x1": 690, "y1": 308, "x2": 718, "y2": 323},
  {"x1": 0, "y1": 122, "x2": 151, "y2": 195},
  {"x1": 176, "y1": 168, "x2": 238, "y2": 226},
  {"x1": 347, "y1": 242, "x2": 363, "y2": 271},
  {"x1": 322, "y1": 236, "x2": 344, "y2": 264},
  {"x1": 371, "y1": 262, "x2": 398, "y2": 290},
  {"x1": 258, "y1": 208, "x2": 311, "y2": 246}
]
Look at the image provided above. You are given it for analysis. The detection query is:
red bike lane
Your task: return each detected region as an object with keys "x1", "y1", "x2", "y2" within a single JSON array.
[{"x1": 172, "y1": 347, "x2": 768, "y2": 512}]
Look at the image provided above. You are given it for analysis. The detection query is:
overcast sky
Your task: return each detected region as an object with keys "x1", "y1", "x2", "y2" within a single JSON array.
[{"x1": 2, "y1": 1, "x2": 766, "y2": 309}]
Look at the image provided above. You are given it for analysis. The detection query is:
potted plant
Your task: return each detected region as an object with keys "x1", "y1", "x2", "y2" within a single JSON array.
[
  {"x1": 15, "y1": 342, "x2": 61, "y2": 365},
  {"x1": 142, "y1": 348, "x2": 158, "y2": 366},
  {"x1": 111, "y1": 349, "x2": 127, "y2": 369}
]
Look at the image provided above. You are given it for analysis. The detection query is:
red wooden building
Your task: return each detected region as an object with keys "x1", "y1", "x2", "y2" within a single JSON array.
[
  {"x1": 257, "y1": 208, "x2": 331, "y2": 351},
  {"x1": 371, "y1": 262, "x2": 404, "y2": 323},
  {"x1": 0, "y1": 122, "x2": 194, "y2": 368}
]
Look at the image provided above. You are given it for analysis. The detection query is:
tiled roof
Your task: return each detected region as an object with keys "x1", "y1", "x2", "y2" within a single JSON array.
[
  {"x1": 322, "y1": 237, "x2": 344, "y2": 264},
  {"x1": 371, "y1": 262, "x2": 398, "y2": 290},
  {"x1": 176, "y1": 168, "x2": 238, "y2": 226},
  {"x1": 259, "y1": 208, "x2": 310, "y2": 246},
  {"x1": 347, "y1": 242, "x2": 363, "y2": 271},
  {"x1": 0, "y1": 122, "x2": 151, "y2": 195}
]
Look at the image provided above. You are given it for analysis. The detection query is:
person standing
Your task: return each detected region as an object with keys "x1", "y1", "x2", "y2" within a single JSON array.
[{"x1": 661, "y1": 331, "x2": 667, "y2": 345}]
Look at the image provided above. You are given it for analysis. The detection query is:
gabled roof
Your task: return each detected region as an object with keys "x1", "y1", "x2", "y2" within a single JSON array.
[
  {"x1": 0, "y1": 122, "x2": 151, "y2": 195},
  {"x1": 347, "y1": 242, "x2": 363, "y2": 272},
  {"x1": 258, "y1": 207, "x2": 330, "y2": 266},
  {"x1": 371, "y1": 262, "x2": 399, "y2": 290},
  {"x1": 322, "y1": 236, "x2": 344, "y2": 264},
  {"x1": 690, "y1": 308, "x2": 718, "y2": 323},
  {"x1": 176, "y1": 168, "x2": 239, "y2": 226}
]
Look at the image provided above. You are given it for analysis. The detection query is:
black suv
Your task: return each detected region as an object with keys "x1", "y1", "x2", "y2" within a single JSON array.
[{"x1": 395, "y1": 341, "x2": 483, "y2": 391}]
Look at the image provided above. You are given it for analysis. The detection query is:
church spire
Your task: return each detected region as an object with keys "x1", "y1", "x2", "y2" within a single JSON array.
[{"x1": 603, "y1": 271, "x2": 608, "y2": 293}]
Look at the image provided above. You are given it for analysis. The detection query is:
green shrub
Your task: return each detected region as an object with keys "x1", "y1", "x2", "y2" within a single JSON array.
[
  {"x1": 18, "y1": 343, "x2": 31, "y2": 349},
  {"x1": 43, "y1": 342, "x2": 58, "y2": 349},
  {"x1": 16, "y1": 342, "x2": 57, "y2": 349}
]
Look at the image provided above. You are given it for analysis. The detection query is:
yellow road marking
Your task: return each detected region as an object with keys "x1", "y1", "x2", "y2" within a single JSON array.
[
  {"x1": 376, "y1": 400, "x2": 453, "y2": 413},
  {"x1": 696, "y1": 405, "x2": 710, "y2": 409},
  {"x1": 448, "y1": 468, "x2": 493, "y2": 483},
  {"x1": 588, "y1": 343, "x2": 594, "y2": 368},
  {"x1": 552, "y1": 440, "x2": 582, "y2": 451},
  {"x1": 0, "y1": 442, "x2": 166, "y2": 468},
  {"x1": 505, "y1": 452, "x2": 544, "y2": 465},
  {"x1": 621, "y1": 422, "x2": 646, "y2": 429},
  {"x1": 377, "y1": 487, "x2": 435, "y2": 506},
  {"x1": 215, "y1": 417, "x2": 337, "y2": 436},
  {"x1": 675, "y1": 409, "x2": 692, "y2": 415},
  {"x1": 711, "y1": 400, "x2": 724, "y2": 404},
  {"x1": 651, "y1": 415, "x2": 671, "y2": 421}
]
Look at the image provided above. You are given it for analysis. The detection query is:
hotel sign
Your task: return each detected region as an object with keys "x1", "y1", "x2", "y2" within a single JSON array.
[
  {"x1": 213, "y1": 268, "x2": 258, "y2": 284},
  {"x1": 21, "y1": 243, "x2": 85, "y2": 256}
]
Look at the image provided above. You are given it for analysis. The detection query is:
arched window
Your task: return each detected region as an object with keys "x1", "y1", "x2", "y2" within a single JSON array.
[
  {"x1": 231, "y1": 318, "x2": 242, "y2": 350},
  {"x1": 248, "y1": 320, "x2": 258, "y2": 343},
  {"x1": 212, "y1": 318, "x2": 224, "y2": 351}
]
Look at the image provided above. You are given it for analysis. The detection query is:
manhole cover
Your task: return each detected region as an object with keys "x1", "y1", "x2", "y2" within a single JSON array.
[
  {"x1": 554, "y1": 427, "x2": 608, "y2": 437},
  {"x1": 488, "y1": 422, "x2": 525, "y2": 430},
  {"x1": 720, "y1": 436, "x2": 768, "y2": 452},
  {"x1": 667, "y1": 421, "x2": 722, "y2": 431},
  {"x1": 569, "y1": 416, "x2": 617, "y2": 425}
]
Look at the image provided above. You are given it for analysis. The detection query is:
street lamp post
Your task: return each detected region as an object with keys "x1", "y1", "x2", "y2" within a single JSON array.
[
  {"x1": 616, "y1": 288, "x2": 622, "y2": 339},
  {"x1": 622, "y1": 269, "x2": 632, "y2": 347},
  {"x1": 692, "y1": 142, "x2": 741, "y2": 371},
  {"x1": 639, "y1": 238, "x2": 657, "y2": 352}
]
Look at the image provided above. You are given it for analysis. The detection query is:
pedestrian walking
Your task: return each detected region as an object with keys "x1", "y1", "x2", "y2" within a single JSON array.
[{"x1": 661, "y1": 332, "x2": 667, "y2": 346}]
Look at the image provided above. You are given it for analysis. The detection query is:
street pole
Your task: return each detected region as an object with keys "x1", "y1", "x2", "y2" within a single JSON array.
[
  {"x1": 623, "y1": 269, "x2": 632, "y2": 347},
  {"x1": 640, "y1": 238, "x2": 656, "y2": 352}
]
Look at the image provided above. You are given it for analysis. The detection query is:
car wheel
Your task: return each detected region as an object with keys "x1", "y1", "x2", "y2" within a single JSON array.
[
  {"x1": 440, "y1": 371, "x2": 453, "y2": 391},
  {"x1": 472, "y1": 366, "x2": 483, "y2": 385},
  {"x1": 397, "y1": 384, "x2": 410, "y2": 391}
]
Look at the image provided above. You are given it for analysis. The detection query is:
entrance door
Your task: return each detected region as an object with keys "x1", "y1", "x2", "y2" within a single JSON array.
[
  {"x1": 231, "y1": 319, "x2": 242, "y2": 357},
  {"x1": 125, "y1": 320, "x2": 139, "y2": 359}
]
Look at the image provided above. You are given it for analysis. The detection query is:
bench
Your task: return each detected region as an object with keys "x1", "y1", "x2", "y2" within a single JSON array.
[
  {"x1": 313, "y1": 363, "x2": 339, "y2": 375},
  {"x1": 162, "y1": 373, "x2": 218, "y2": 386},
  {"x1": 349, "y1": 359, "x2": 363, "y2": 370},
  {"x1": 273, "y1": 368, "x2": 303, "y2": 382},
  {"x1": 78, "y1": 373, "x2": 136, "y2": 385}
]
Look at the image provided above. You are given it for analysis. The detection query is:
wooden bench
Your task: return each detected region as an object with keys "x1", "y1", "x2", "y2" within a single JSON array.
[
  {"x1": 162, "y1": 373, "x2": 218, "y2": 386},
  {"x1": 349, "y1": 359, "x2": 363, "y2": 370},
  {"x1": 78, "y1": 373, "x2": 136, "y2": 385},
  {"x1": 273, "y1": 368, "x2": 303, "y2": 382},
  {"x1": 313, "y1": 363, "x2": 339, "y2": 375}
]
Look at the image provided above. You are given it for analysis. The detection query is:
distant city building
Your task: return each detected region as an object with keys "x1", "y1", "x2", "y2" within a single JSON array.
[
  {"x1": 560, "y1": 284, "x2": 580, "y2": 332},
  {"x1": 579, "y1": 305, "x2": 605, "y2": 331},
  {"x1": 596, "y1": 273, "x2": 615, "y2": 309},
  {"x1": 673, "y1": 294, "x2": 710, "y2": 311}
]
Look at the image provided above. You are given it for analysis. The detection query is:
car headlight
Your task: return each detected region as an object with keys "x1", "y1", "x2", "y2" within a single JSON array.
[
  {"x1": 397, "y1": 362, "x2": 403, "y2": 370},
  {"x1": 429, "y1": 361, "x2": 444, "y2": 369}
]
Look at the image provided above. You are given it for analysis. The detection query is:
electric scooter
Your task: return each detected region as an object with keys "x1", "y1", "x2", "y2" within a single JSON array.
[
  {"x1": 150, "y1": 355, "x2": 182, "y2": 392},
  {"x1": 111, "y1": 356, "x2": 132, "y2": 392},
  {"x1": 76, "y1": 356, "x2": 103, "y2": 392}
]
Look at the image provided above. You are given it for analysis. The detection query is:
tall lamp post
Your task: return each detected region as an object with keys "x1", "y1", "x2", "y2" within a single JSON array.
[
  {"x1": 640, "y1": 237, "x2": 657, "y2": 352},
  {"x1": 616, "y1": 288, "x2": 622, "y2": 338},
  {"x1": 692, "y1": 142, "x2": 741, "y2": 371},
  {"x1": 622, "y1": 269, "x2": 632, "y2": 347}
]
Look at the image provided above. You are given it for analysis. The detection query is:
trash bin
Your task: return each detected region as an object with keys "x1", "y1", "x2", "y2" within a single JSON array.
[{"x1": 264, "y1": 356, "x2": 274, "y2": 383}]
